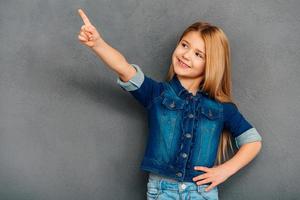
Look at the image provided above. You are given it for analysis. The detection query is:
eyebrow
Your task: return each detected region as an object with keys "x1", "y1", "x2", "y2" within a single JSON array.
[{"x1": 182, "y1": 39, "x2": 206, "y2": 55}]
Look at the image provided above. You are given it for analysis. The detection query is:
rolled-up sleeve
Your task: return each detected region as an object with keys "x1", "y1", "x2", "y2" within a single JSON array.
[
  {"x1": 116, "y1": 64, "x2": 162, "y2": 109},
  {"x1": 223, "y1": 102, "x2": 262, "y2": 149},
  {"x1": 117, "y1": 64, "x2": 145, "y2": 91}
]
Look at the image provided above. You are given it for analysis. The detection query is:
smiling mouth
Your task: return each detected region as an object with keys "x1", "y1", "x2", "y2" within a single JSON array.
[{"x1": 178, "y1": 58, "x2": 191, "y2": 68}]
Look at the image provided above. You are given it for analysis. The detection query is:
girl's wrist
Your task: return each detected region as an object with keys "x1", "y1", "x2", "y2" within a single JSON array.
[
  {"x1": 219, "y1": 162, "x2": 239, "y2": 177},
  {"x1": 91, "y1": 38, "x2": 106, "y2": 50}
]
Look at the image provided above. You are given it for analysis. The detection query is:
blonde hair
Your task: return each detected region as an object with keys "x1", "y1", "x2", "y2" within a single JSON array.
[{"x1": 166, "y1": 21, "x2": 236, "y2": 165}]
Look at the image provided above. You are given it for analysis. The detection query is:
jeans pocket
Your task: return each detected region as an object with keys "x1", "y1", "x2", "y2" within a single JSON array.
[
  {"x1": 196, "y1": 185, "x2": 219, "y2": 200},
  {"x1": 147, "y1": 182, "x2": 160, "y2": 200}
]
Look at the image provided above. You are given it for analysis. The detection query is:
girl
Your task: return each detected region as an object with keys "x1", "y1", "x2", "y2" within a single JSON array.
[{"x1": 77, "y1": 8, "x2": 262, "y2": 200}]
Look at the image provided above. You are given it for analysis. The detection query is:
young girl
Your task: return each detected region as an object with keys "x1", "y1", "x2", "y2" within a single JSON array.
[{"x1": 77, "y1": 8, "x2": 262, "y2": 200}]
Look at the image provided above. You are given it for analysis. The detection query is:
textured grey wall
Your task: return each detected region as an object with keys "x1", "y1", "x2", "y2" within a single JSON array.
[{"x1": 0, "y1": 0, "x2": 299, "y2": 199}]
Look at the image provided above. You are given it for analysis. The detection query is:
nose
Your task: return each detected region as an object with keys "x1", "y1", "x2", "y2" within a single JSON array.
[{"x1": 182, "y1": 49, "x2": 192, "y2": 61}]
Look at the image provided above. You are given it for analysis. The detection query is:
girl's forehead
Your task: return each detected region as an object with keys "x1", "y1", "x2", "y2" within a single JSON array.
[{"x1": 181, "y1": 31, "x2": 205, "y2": 52}]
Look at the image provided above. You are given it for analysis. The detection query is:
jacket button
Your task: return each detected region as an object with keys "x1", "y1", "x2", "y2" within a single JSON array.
[
  {"x1": 185, "y1": 133, "x2": 192, "y2": 138},
  {"x1": 188, "y1": 113, "x2": 194, "y2": 118},
  {"x1": 170, "y1": 102, "x2": 175, "y2": 108},
  {"x1": 181, "y1": 153, "x2": 188, "y2": 158},
  {"x1": 176, "y1": 172, "x2": 182, "y2": 177},
  {"x1": 180, "y1": 183, "x2": 187, "y2": 189}
]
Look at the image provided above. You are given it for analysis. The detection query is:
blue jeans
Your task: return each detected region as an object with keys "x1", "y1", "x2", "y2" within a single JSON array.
[{"x1": 147, "y1": 173, "x2": 219, "y2": 200}]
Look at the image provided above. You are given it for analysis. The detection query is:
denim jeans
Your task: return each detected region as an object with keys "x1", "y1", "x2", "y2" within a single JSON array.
[{"x1": 147, "y1": 173, "x2": 219, "y2": 200}]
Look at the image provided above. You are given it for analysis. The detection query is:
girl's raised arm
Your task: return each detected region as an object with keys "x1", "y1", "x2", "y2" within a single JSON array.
[{"x1": 77, "y1": 8, "x2": 136, "y2": 82}]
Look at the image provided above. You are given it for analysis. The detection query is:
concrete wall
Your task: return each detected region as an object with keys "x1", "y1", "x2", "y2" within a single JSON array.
[{"x1": 0, "y1": 0, "x2": 299, "y2": 199}]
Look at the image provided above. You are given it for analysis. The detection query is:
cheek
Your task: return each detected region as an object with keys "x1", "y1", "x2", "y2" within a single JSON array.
[
  {"x1": 172, "y1": 51, "x2": 180, "y2": 63},
  {"x1": 194, "y1": 62, "x2": 205, "y2": 73},
  {"x1": 171, "y1": 50, "x2": 177, "y2": 58},
  {"x1": 196, "y1": 60, "x2": 205, "y2": 68},
  {"x1": 173, "y1": 47, "x2": 183, "y2": 56}
]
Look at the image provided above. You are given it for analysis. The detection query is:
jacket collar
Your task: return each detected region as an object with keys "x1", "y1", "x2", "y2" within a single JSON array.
[{"x1": 169, "y1": 74, "x2": 208, "y2": 99}]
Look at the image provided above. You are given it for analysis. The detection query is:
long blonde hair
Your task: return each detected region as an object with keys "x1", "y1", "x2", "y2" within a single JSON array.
[{"x1": 166, "y1": 21, "x2": 236, "y2": 165}]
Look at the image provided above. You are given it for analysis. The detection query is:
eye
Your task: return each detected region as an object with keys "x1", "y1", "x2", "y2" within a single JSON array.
[
  {"x1": 181, "y1": 43, "x2": 188, "y2": 48},
  {"x1": 195, "y1": 52, "x2": 203, "y2": 58}
]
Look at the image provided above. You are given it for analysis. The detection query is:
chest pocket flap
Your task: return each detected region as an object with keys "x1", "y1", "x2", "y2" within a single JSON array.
[
  {"x1": 199, "y1": 106, "x2": 221, "y2": 120},
  {"x1": 161, "y1": 96, "x2": 185, "y2": 110}
]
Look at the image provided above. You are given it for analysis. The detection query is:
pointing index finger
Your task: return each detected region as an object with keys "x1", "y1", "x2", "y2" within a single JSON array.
[{"x1": 78, "y1": 8, "x2": 92, "y2": 25}]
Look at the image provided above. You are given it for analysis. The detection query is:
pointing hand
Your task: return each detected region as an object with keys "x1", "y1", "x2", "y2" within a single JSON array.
[{"x1": 77, "y1": 8, "x2": 103, "y2": 48}]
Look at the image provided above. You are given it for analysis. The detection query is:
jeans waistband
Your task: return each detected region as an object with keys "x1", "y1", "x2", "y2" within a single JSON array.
[
  {"x1": 148, "y1": 173, "x2": 210, "y2": 192},
  {"x1": 149, "y1": 173, "x2": 178, "y2": 183}
]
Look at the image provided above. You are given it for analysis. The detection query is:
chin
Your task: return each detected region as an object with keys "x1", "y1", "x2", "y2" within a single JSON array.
[{"x1": 173, "y1": 65, "x2": 190, "y2": 76}]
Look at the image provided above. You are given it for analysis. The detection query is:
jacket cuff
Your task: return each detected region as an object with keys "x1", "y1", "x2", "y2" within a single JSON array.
[
  {"x1": 235, "y1": 127, "x2": 262, "y2": 148},
  {"x1": 116, "y1": 64, "x2": 144, "y2": 91}
]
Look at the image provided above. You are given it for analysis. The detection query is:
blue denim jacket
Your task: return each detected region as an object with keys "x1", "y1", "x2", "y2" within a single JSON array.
[{"x1": 117, "y1": 64, "x2": 262, "y2": 182}]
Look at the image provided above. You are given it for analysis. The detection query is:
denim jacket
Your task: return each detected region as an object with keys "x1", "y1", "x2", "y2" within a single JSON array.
[{"x1": 117, "y1": 64, "x2": 262, "y2": 182}]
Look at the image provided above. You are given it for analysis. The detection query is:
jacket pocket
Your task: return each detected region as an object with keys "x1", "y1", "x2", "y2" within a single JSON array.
[
  {"x1": 193, "y1": 106, "x2": 222, "y2": 166},
  {"x1": 158, "y1": 96, "x2": 185, "y2": 155},
  {"x1": 160, "y1": 96, "x2": 185, "y2": 135},
  {"x1": 161, "y1": 96, "x2": 185, "y2": 110},
  {"x1": 199, "y1": 106, "x2": 221, "y2": 120}
]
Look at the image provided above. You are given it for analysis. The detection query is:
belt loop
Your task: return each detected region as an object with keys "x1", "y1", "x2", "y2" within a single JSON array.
[
  {"x1": 197, "y1": 185, "x2": 201, "y2": 193},
  {"x1": 157, "y1": 176, "x2": 163, "y2": 190},
  {"x1": 149, "y1": 173, "x2": 160, "y2": 189}
]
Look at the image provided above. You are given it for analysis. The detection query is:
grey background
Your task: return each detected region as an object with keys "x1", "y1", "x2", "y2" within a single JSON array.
[{"x1": 0, "y1": 0, "x2": 299, "y2": 199}]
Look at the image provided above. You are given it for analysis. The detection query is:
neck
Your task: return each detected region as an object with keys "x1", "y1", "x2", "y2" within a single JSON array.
[{"x1": 176, "y1": 75, "x2": 204, "y2": 95}]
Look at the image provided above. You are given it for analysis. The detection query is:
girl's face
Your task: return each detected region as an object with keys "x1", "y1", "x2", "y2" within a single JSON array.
[{"x1": 171, "y1": 31, "x2": 206, "y2": 79}]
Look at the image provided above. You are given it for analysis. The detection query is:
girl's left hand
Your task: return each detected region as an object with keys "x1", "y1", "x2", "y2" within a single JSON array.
[{"x1": 193, "y1": 165, "x2": 233, "y2": 192}]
